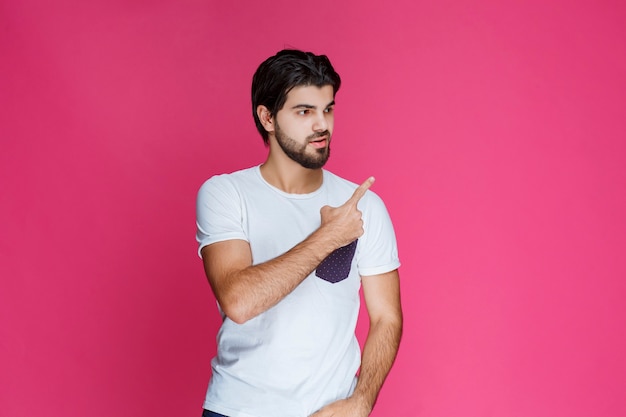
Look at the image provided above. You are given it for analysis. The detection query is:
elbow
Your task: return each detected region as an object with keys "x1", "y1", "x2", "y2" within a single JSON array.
[
  {"x1": 371, "y1": 313, "x2": 403, "y2": 339},
  {"x1": 220, "y1": 299, "x2": 255, "y2": 325},
  {"x1": 225, "y1": 311, "x2": 250, "y2": 325},
  {"x1": 211, "y1": 280, "x2": 256, "y2": 324}
]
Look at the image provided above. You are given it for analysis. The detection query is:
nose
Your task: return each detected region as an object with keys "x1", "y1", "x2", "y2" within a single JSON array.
[{"x1": 312, "y1": 111, "x2": 329, "y2": 132}]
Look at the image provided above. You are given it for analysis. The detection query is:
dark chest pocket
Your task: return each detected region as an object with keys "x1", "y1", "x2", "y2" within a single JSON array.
[{"x1": 315, "y1": 240, "x2": 358, "y2": 283}]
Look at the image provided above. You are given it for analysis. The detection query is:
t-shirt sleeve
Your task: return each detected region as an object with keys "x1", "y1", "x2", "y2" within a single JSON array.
[
  {"x1": 357, "y1": 191, "x2": 401, "y2": 276},
  {"x1": 195, "y1": 176, "x2": 248, "y2": 258}
]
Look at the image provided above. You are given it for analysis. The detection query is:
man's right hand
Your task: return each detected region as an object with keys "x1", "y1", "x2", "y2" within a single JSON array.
[{"x1": 319, "y1": 176, "x2": 375, "y2": 248}]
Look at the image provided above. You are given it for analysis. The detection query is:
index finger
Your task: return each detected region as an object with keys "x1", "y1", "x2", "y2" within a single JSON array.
[{"x1": 346, "y1": 176, "x2": 375, "y2": 205}]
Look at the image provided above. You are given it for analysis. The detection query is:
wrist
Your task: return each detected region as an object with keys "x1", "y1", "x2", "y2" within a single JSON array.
[
  {"x1": 349, "y1": 391, "x2": 373, "y2": 415},
  {"x1": 310, "y1": 225, "x2": 342, "y2": 254}
]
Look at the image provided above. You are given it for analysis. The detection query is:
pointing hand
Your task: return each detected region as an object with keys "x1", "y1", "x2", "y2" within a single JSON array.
[{"x1": 319, "y1": 177, "x2": 374, "y2": 249}]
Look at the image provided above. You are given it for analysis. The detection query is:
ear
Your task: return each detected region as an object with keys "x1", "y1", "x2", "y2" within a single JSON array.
[{"x1": 256, "y1": 105, "x2": 275, "y2": 133}]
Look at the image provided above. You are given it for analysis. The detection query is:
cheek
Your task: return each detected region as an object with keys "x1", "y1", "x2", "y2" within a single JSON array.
[
  {"x1": 327, "y1": 116, "x2": 335, "y2": 133},
  {"x1": 278, "y1": 116, "x2": 304, "y2": 134}
]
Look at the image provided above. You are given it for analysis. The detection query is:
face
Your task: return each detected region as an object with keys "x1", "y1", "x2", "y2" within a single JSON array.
[{"x1": 271, "y1": 85, "x2": 335, "y2": 169}]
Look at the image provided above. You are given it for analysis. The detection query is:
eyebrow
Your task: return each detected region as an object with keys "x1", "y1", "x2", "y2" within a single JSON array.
[{"x1": 290, "y1": 100, "x2": 335, "y2": 110}]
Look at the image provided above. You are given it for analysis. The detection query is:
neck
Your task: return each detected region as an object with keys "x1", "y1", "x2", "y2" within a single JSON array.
[{"x1": 260, "y1": 151, "x2": 324, "y2": 194}]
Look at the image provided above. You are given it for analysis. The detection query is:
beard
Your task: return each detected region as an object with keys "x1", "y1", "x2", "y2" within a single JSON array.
[{"x1": 274, "y1": 121, "x2": 331, "y2": 169}]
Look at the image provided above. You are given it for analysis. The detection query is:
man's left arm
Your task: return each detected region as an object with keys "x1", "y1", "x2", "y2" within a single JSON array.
[{"x1": 311, "y1": 269, "x2": 403, "y2": 417}]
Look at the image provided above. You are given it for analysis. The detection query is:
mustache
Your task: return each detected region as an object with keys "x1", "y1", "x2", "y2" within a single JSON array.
[{"x1": 307, "y1": 131, "x2": 330, "y2": 141}]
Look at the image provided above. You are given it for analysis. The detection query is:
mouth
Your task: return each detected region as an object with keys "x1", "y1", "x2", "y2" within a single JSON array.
[{"x1": 308, "y1": 136, "x2": 328, "y2": 149}]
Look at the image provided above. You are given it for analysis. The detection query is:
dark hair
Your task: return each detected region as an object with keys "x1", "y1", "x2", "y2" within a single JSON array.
[{"x1": 251, "y1": 49, "x2": 341, "y2": 144}]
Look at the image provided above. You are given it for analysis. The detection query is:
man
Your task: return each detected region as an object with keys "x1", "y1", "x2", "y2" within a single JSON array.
[{"x1": 196, "y1": 49, "x2": 402, "y2": 417}]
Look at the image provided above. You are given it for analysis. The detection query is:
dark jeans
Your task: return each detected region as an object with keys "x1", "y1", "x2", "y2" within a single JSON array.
[{"x1": 202, "y1": 410, "x2": 229, "y2": 417}]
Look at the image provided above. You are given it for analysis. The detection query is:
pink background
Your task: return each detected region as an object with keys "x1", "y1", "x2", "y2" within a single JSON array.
[{"x1": 1, "y1": 0, "x2": 625, "y2": 416}]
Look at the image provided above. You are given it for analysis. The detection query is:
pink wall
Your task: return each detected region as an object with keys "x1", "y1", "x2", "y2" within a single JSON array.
[{"x1": 1, "y1": 1, "x2": 625, "y2": 416}]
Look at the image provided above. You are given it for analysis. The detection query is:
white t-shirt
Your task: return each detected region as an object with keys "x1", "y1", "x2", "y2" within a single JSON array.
[{"x1": 196, "y1": 166, "x2": 400, "y2": 417}]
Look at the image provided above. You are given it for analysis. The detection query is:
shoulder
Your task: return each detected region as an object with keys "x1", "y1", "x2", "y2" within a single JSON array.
[{"x1": 198, "y1": 166, "x2": 259, "y2": 195}]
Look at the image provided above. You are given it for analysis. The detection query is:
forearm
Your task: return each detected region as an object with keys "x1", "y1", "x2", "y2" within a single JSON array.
[
  {"x1": 217, "y1": 228, "x2": 337, "y2": 323},
  {"x1": 351, "y1": 315, "x2": 403, "y2": 414}
]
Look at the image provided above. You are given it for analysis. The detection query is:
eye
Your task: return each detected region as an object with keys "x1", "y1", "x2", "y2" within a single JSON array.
[
  {"x1": 297, "y1": 109, "x2": 310, "y2": 116},
  {"x1": 324, "y1": 107, "x2": 334, "y2": 113}
]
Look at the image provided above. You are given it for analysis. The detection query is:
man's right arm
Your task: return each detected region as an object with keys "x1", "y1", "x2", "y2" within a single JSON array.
[{"x1": 201, "y1": 177, "x2": 375, "y2": 324}]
